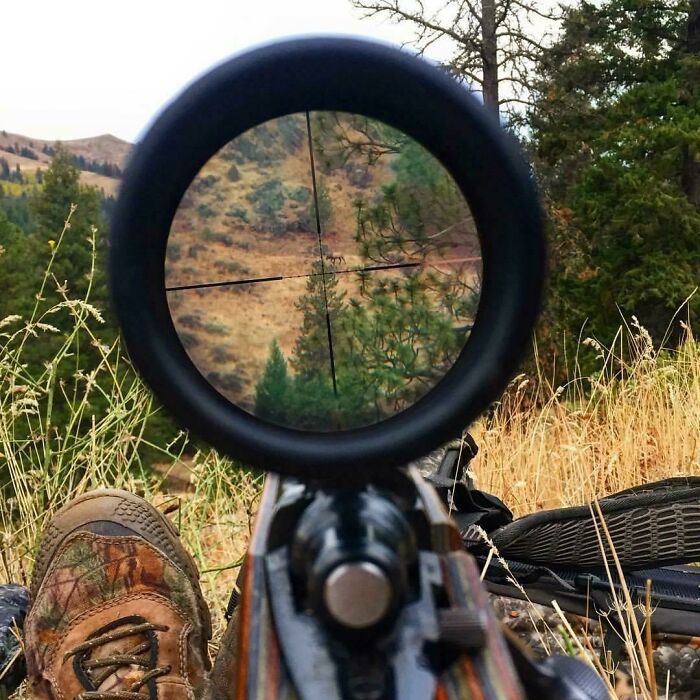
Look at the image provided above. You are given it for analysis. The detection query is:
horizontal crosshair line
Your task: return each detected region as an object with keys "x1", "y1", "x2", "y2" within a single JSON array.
[{"x1": 165, "y1": 260, "x2": 424, "y2": 293}]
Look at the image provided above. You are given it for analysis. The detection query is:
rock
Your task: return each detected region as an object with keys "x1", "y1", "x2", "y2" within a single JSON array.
[{"x1": 490, "y1": 594, "x2": 700, "y2": 699}]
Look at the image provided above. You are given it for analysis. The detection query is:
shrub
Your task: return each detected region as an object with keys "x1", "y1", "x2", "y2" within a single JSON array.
[
  {"x1": 166, "y1": 243, "x2": 182, "y2": 262},
  {"x1": 197, "y1": 203, "x2": 217, "y2": 219},
  {"x1": 206, "y1": 370, "x2": 243, "y2": 393},
  {"x1": 191, "y1": 174, "x2": 219, "y2": 193},
  {"x1": 203, "y1": 322, "x2": 229, "y2": 335},
  {"x1": 289, "y1": 185, "x2": 311, "y2": 203},
  {"x1": 179, "y1": 331, "x2": 200, "y2": 350},
  {"x1": 214, "y1": 260, "x2": 250, "y2": 276},
  {"x1": 177, "y1": 313, "x2": 202, "y2": 330},
  {"x1": 210, "y1": 345, "x2": 236, "y2": 363},
  {"x1": 203, "y1": 229, "x2": 234, "y2": 247},
  {"x1": 226, "y1": 206, "x2": 248, "y2": 223}
]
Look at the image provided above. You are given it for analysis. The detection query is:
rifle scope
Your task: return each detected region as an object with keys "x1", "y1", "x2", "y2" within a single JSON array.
[{"x1": 109, "y1": 36, "x2": 544, "y2": 482}]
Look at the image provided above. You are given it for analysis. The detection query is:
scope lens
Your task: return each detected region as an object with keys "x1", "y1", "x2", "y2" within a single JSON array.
[{"x1": 165, "y1": 111, "x2": 482, "y2": 432}]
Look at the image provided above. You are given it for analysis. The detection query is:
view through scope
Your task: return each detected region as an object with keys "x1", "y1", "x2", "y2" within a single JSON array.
[{"x1": 165, "y1": 111, "x2": 482, "y2": 432}]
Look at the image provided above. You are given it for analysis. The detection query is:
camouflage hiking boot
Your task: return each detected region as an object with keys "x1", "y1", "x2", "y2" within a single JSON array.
[{"x1": 25, "y1": 489, "x2": 212, "y2": 699}]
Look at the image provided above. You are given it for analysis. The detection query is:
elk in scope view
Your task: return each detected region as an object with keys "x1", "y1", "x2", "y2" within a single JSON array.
[{"x1": 165, "y1": 112, "x2": 482, "y2": 431}]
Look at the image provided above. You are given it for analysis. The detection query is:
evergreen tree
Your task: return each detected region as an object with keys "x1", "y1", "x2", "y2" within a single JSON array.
[
  {"x1": 0, "y1": 190, "x2": 34, "y2": 233},
  {"x1": 0, "y1": 146, "x2": 179, "y2": 465},
  {"x1": 31, "y1": 144, "x2": 109, "y2": 305},
  {"x1": 290, "y1": 259, "x2": 346, "y2": 381},
  {"x1": 255, "y1": 261, "x2": 371, "y2": 431},
  {"x1": 340, "y1": 272, "x2": 463, "y2": 419},
  {"x1": 531, "y1": 0, "x2": 700, "y2": 355},
  {"x1": 255, "y1": 340, "x2": 290, "y2": 425},
  {"x1": 0, "y1": 209, "x2": 37, "y2": 319},
  {"x1": 22, "y1": 145, "x2": 115, "y2": 428}
]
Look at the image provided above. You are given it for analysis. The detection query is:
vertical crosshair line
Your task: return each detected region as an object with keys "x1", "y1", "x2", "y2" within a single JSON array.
[{"x1": 305, "y1": 110, "x2": 338, "y2": 397}]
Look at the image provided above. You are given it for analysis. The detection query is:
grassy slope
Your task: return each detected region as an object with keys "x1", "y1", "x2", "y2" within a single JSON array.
[{"x1": 166, "y1": 113, "x2": 481, "y2": 412}]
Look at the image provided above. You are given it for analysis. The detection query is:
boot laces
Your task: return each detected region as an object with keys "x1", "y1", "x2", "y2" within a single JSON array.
[{"x1": 64, "y1": 619, "x2": 172, "y2": 700}]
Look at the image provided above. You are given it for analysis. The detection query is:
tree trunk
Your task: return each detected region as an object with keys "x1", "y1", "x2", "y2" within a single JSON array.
[
  {"x1": 688, "y1": 0, "x2": 700, "y2": 54},
  {"x1": 682, "y1": 0, "x2": 700, "y2": 206},
  {"x1": 481, "y1": 0, "x2": 500, "y2": 115}
]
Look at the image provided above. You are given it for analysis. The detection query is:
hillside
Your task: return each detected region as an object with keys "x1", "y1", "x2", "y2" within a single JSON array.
[
  {"x1": 0, "y1": 130, "x2": 130, "y2": 196},
  {"x1": 164, "y1": 111, "x2": 482, "y2": 420}
]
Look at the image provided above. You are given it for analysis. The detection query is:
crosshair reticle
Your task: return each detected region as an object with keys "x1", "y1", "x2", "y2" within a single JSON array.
[{"x1": 165, "y1": 111, "x2": 482, "y2": 432}]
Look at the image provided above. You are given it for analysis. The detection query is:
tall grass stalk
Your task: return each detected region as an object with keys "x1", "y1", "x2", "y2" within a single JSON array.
[{"x1": 472, "y1": 320, "x2": 699, "y2": 517}]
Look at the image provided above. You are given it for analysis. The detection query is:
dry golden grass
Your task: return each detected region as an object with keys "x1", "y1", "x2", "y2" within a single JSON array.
[
  {"x1": 468, "y1": 315, "x2": 698, "y2": 699},
  {"x1": 471, "y1": 319, "x2": 699, "y2": 518}
]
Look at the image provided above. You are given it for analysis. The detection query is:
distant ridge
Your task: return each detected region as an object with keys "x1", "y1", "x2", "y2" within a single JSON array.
[{"x1": 0, "y1": 131, "x2": 133, "y2": 195}]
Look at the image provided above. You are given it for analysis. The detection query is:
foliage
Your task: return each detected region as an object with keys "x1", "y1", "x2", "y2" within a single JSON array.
[
  {"x1": 314, "y1": 179, "x2": 332, "y2": 228},
  {"x1": 313, "y1": 112, "x2": 408, "y2": 169},
  {"x1": 247, "y1": 178, "x2": 284, "y2": 217},
  {"x1": 0, "y1": 189, "x2": 34, "y2": 233},
  {"x1": 0, "y1": 159, "x2": 25, "y2": 184},
  {"x1": 530, "y1": 0, "x2": 700, "y2": 367},
  {"x1": 0, "y1": 147, "x2": 183, "y2": 454},
  {"x1": 192, "y1": 174, "x2": 219, "y2": 193},
  {"x1": 0, "y1": 210, "x2": 36, "y2": 321},
  {"x1": 253, "y1": 260, "x2": 368, "y2": 430},
  {"x1": 31, "y1": 145, "x2": 107, "y2": 300},
  {"x1": 290, "y1": 260, "x2": 346, "y2": 382},
  {"x1": 202, "y1": 229, "x2": 234, "y2": 247},
  {"x1": 197, "y1": 203, "x2": 217, "y2": 219},
  {"x1": 246, "y1": 178, "x2": 287, "y2": 235},
  {"x1": 223, "y1": 115, "x2": 304, "y2": 167}
]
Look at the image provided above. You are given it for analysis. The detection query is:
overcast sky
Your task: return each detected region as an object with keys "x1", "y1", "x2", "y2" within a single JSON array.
[{"x1": 2, "y1": 0, "x2": 439, "y2": 143}]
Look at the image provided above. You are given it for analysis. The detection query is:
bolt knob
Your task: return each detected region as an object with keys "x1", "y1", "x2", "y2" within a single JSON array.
[{"x1": 323, "y1": 562, "x2": 393, "y2": 629}]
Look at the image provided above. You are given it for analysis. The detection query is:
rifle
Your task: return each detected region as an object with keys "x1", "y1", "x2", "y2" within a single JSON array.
[{"x1": 4, "y1": 456, "x2": 699, "y2": 696}]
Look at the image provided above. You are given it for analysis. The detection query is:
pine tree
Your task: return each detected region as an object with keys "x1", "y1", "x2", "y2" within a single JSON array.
[
  {"x1": 341, "y1": 272, "x2": 462, "y2": 419},
  {"x1": 290, "y1": 259, "x2": 346, "y2": 382},
  {"x1": 24, "y1": 145, "x2": 115, "y2": 427},
  {"x1": 31, "y1": 144, "x2": 108, "y2": 305},
  {"x1": 0, "y1": 209, "x2": 37, "y2": 319},
  {"x1": 255, "y1": 340, "x2": 290, "y2": 425},
  {"x1": 531, "y1": 0, "x2": 700, "y2": 354}
]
